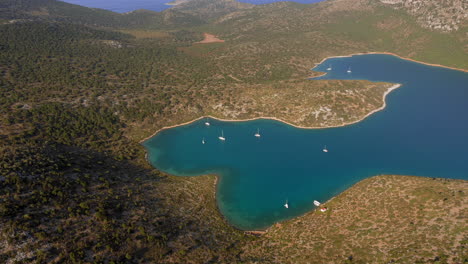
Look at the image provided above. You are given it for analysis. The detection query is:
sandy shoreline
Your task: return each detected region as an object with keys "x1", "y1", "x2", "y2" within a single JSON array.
[
  {"x1": 315, "y1": 52, "x2": 468, "y2": 73},
  {"x1": 140, "y1": 51, "x2": 468, "y2": 143},
  {"x1": 139, "y1": 83, "x2": 401, "y2": 144}
]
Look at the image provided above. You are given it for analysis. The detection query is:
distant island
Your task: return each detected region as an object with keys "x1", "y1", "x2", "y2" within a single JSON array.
[{"x1": 166, "y1": 0, "x2": 191, "y2": 6}]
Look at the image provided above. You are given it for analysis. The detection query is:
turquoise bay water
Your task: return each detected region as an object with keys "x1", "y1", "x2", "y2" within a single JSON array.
[{"x1": 144, "y1": 54, "x2": 468, "y2": 230}]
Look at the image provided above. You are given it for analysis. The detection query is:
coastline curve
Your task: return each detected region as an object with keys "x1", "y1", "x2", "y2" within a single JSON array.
[
  {"x1": 140, "y1": 51, "x2": 467, "y2": 144},
  {"x1": 140, "y1": 52, "x2": 467, "y2": 231}
]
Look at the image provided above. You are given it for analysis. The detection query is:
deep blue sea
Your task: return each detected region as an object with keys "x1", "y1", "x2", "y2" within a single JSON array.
[
  {"x1": 60, "y1": 0, "x2": 325, "y2": 13},
  {"x1": 143, "y1": 54, "x2": 468, "y2": 230}
]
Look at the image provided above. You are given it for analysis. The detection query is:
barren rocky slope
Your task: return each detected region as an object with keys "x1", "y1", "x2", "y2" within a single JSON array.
[{"x1": 380, "y1": 0, "x2": 467, "y2": 31}]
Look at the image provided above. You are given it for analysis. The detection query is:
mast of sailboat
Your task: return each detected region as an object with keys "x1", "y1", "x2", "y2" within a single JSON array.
[
  {"x1": 218, "y1": 130, "x2": 225, "y2": 141},
  {"x1": 255, "y1": 128, "x2": 261, "y2": 137}
]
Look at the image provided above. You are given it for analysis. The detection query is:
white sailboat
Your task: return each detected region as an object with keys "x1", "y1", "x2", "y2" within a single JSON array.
[
  {"x1": 205, "y1": 118, "x2": 210, "y2": 126},
  {"x1": 284, "y1": 200, "x2": 289, "y2": 209},
  {"x1": 218, "y1": 130, "x2": 226, "y2": 141},
  {"x1": 202, "y1": 138, "x2": 205, "y2": 144},
  {"x1": 313, "y1": 200, "x2": 321, "y2": 206},
  {"x1": 326, "y1": 65, "x2": 332, "y2": 71},
  {"x1": 254, "y1": 128, "x2": 261, "y2": 138},
  {"x1": 322, "y1": 145, "x2": 328, "y2": 153},
  {"x1": 347, "y1": 67, "x2": 352, "y2": 73}
]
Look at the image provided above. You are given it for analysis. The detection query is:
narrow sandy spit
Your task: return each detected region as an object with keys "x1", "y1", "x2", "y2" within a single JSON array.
[
  {"x1": 139, "y1": 83, "x2": 401, "y2": 143},
  {"x1": 316, "y1": 52, "x2": 468, "y2": 73},
  {"x1": 141, "y1": 52, "x2": 468, "y2": 143}
]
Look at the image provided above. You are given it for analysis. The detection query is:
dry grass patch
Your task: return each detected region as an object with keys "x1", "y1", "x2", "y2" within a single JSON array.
[{"x1": 195, "y1": 33, "x2": 225, "y2": 44}]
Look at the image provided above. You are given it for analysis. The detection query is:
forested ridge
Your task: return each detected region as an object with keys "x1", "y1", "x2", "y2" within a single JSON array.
[
  {"x1": 0, "y1": 0, "x2": 206, "y2": 28},
  {"x1": 0, "y1": 3, "x2": 259, "y2": 262},
  {"x1": 0, "y1": 0, "x2": 466, "y2": 262}
]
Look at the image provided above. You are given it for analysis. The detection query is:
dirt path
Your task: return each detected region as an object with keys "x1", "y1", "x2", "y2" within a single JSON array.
[{"x1": 196, "y1": 33, "x2": 225, "y2": 44}]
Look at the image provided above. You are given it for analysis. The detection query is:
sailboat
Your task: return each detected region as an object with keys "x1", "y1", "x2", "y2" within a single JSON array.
[
  {"x1": 254, "y1": 128, "x2": 261, "y2": 138},
  {"x1": 347, "y1": 67, "x2": 352, "y2": 73},
  {"x1": 218, "y1": 130, "x2": 226, "y2": 141},
  {"x1": 202, "y1": 138, "x2": 205, "y2": 144},
  {"x1": 326, "y1": 65, "x2": 332, "y2": 71},
  {"x1": 205, "y1": 118, "x2": 210, "y2": 126},
  {"x1": 313, "y1": 200, "x2": 321, "y2": 206},
  {"x1": 322, "y1": 145, "x2": 328, "y2": 153},
  {"x1": 284, "y1": 200, "x2": 289, "y2": 209}
]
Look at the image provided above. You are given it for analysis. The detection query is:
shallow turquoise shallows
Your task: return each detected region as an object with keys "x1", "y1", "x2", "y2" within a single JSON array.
[{"x1": 143, "y1": 54, "x2": 468, "y2": 230}]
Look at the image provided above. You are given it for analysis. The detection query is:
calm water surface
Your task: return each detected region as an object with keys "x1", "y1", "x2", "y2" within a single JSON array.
[
  {"x1": 144, "y1": 55, "x2": 468, "y2": 230},
  {"x1": 60, "y1": 0, "x2": 326, "y2": 13}
]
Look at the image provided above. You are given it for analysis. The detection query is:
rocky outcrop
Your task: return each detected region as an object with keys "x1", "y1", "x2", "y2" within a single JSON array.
[
  {"x1": 171, "y1": 0, "x2": 253, "y2": 21},
  {"x1": 379, "y1": 0, "x2": 467, "y2": 32}
]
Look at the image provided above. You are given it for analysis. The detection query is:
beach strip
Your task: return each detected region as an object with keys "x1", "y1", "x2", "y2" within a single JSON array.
[{"x1": 139, "y1": 83, "x2": 401, "y2": 143}]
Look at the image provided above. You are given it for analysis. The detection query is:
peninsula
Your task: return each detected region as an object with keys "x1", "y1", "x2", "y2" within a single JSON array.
[{"x1": 0, "y1": 0, "x2": 466, "y2": 263}]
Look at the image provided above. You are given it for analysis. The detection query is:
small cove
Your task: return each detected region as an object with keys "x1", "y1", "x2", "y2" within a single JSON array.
[{"x1": 143, "y1": 54, "x2": 468, "y2": 230}]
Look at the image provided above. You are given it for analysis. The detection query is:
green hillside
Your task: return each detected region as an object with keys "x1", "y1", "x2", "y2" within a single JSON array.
[
  {"x1": 0, "y1": 0, "x2": 204, "y2": 28},
  {"x1": 0, "y1": 0, "x2": 466, "y2": 263}
]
